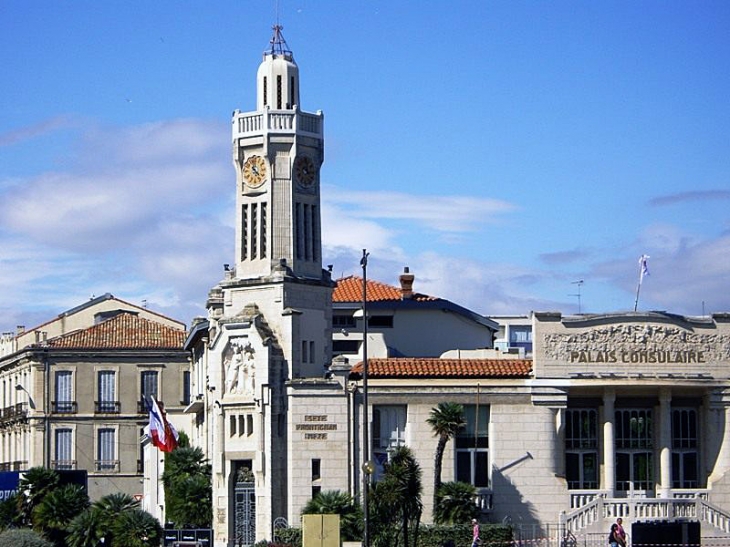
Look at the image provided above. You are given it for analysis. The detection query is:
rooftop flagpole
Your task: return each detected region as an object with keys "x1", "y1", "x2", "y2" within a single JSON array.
[{"x1": 633, "y1": 254, "x2": 650, "y2": 312}]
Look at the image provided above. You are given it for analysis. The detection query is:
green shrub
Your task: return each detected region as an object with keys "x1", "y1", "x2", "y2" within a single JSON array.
[
  {"x1": 273, "y1": 526, "x2": 302, "y2": 547},
  {"x1": 0, "y1": 527, "x2": 54, "y2": 547},
  {"x1": 414, "y1": 523, "x2": 513, "y2": 547}
]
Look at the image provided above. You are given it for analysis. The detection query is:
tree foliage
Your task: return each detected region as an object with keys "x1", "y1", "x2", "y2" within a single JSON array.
[
  {"x1": 33, "y1": 483, "x2": 90, "y2": 545},
  {"x1": 370, "y1": 446, "x2": 423, "y2": 547},
  {"x1": 109, "y1": 509, "x2": 163, "y2": 547},
  {"x1": 301, "y1": 490, "x2": 363, "y2": 541},
  {"x1": 426, "y1": 402, "x2": 465, "y2": 515},
  {"x1": 162, "y1": 444, "x2": 212, "y2": 528},
  {"x1": 433, "y1": 481, "x2": 479, "y2": 525},
  {"x1": 16, "y1": 467, "x2": 60, "y2": 527}
]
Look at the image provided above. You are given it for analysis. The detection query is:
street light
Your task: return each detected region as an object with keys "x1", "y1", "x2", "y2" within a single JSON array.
[
  {"x1": 360, "y1": 248, "x2": 371, "y2": 547},
  {"x1": 15, "y1": 384, "x2": 36, "y2": 410}
]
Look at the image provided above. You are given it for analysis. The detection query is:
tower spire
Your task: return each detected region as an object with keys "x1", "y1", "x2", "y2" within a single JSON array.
[{"x1": 266, "y1": 24, "x2": 292, "y2": 58}]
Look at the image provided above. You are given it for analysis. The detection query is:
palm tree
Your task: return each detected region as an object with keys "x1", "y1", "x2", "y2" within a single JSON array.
[
  {"x1": 0, "y1": 492, "x2": 20, "y2": 529},
  {"x1": 433, "y1": 481, "x2": 479, "y2": 525},
  {"x1": 33, "y1": 483, "x2": 90, "y2": 545},
  {"x1": 67, "y1": 493, "x2": 140, "y2": 547},
  {"x1": 370, "y1": 446, "x2": 423, "y2": 547},
  {"x1": 302, "y1": 490, "x2": 363, "y2": 541},
  {"x1": 110, "y1": 509, "x2": 163, "y2": 547},
  {"x1": 66, "y1": 508, "x2": 104, "y2": 547},
  {"x1": 16, "y1": 467, "x2": 60, "y2": 527},
  {"x1": 426, "y1": 402, "x2": 465, "y2": 514}
]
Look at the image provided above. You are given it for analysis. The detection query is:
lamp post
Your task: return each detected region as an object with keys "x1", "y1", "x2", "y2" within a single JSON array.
[{"x1": 360, "y1": 249, "x2": 371, "y2": 547}]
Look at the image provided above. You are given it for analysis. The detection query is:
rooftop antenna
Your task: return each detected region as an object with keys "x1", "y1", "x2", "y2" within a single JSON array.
[{"x1": 570, "y1": 280, "x2": 584, "y2": 314}]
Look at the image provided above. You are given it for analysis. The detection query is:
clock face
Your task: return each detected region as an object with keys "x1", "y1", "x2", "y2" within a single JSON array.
[
  {"x1": 243, "y1": 155, "x2": 267, "y2": 188},
  {"x1": 294, "y1": 155, "x2": 316, "y2": 187}
]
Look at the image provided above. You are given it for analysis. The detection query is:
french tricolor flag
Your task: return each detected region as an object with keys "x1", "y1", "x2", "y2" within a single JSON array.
[{"x1": 149, "y1": 397, "x2": 179, "y2": 453}]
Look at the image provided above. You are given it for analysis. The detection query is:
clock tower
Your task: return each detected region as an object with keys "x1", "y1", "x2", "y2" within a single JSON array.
[
  {"x1": 201, "y1": 26, "x2": 334, "y2": 546},
  {"x1": 233, "y1": 25, "x2": 324, "y2": 280}
]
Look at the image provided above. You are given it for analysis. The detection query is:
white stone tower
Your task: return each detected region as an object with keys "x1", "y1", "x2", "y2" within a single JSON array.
[
  {"x1": 232, "y1": 24, "x2": 325, "y2": 281},
  {"x1": 204, "y1": 26, "x2": 334, "y2": 546}
]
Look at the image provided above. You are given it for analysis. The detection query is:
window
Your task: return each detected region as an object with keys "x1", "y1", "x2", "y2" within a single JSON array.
[
  {"x1": 672, "y1": 408, "x2": 699, "y2": 488},
  {"x1": 140, "y1": 370, "x2": 158, "y2": 411},
  {"x1": 277, "y1": 75, "x2": 282, "y2": 109},
  {"x1": 54, "y1": 428, "x2": 73, "y2": 470},
  {"x1": 54, "y1": 371, "x2": 75, "y2": 413},
  {"x1": 96, "y1": 428, "x2": 117, "y2": 472},
  {"x1": 242, "y1": 204, "x2": 248, "y2": 260},
  {"x1": 261, "y1": 203, "x2": 267, "y2": 258},
  {"x1": 97, "y1": 371, "x2": 118, "y2": 413},
  {"x1": 368, "y1": 316, "x2": 393, "y2": 328},
  {"x1": 301, "y1": 340, "x2": 315, "y2": 364},
  {"x1": 251, "y1": 203, "x2": 258, "y2": 259},
  {"x1": 615, "y1": 409, "x2": 654, "y2": 491},
  {"x1": 182, "y1": 370, "x2": 191, "y2": 405},
  {"x1": 312, "y1": 459, "x2": 321, "y2": 481},
  {"x1": 456, "y1": 405, "x2": 490, "y2": 487},
  {"x1": 565, "y1": 409, "x2": 598, "y2": 489},
  {"x1": 510, "y1": 327, "x2": 532, "y2": 343},
  {"x1": 373, "y1": 405, "x2": 406, "y2": 476},
  {"x1": 332, "y1": 339, "x2": 359, "y2": 355},
  {"x1": 333, "y1": 315, "x2": 356, "y2": 328}
]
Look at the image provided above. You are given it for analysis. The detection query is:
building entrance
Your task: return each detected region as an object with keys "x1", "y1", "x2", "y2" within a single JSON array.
[{"x1": 233, "y1": 463, "x2": 256, "y2": 547}]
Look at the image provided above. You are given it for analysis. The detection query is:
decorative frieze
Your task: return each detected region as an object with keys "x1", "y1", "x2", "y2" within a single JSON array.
[{"x1": 543, "y1": 324, "x2": 730, "y2": 363}]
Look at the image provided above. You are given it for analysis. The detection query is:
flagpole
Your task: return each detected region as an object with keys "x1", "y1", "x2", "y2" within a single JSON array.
[{"x1": 633, "y1": 255, "x2": 649, "y2": 312}]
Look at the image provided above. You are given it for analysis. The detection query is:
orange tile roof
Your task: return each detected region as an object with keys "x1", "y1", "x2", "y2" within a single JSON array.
[
  {"x1": 349, "y1": 358, "x2": 532, "y2": 379},
  {"x1": 333, "y1": 275, "x2": 437, "y2": 303},
  {"x1": 46, "y1": 312, "x2": 186, "y2": 350}
]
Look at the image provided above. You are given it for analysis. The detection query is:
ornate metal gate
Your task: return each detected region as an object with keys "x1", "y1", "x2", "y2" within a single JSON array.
[{"x1": 234, "y1": 480, "x2": 256, "y2": 546}]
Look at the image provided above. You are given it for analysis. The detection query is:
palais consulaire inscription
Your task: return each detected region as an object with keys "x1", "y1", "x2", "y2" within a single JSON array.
[{"x1": 543, "y1": 323, "x2": 730, "y2": 364}]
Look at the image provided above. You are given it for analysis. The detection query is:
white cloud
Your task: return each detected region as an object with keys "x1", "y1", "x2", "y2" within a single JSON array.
[{"x1": 325, "y1": 185, "x2": 516, "y2": 233}]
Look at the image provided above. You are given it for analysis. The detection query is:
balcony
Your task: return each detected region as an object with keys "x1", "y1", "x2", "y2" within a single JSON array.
[
  {"x1": 95, "y1": 401, "x2": 120, "y2": 414},
  {"x1": 233, "y1": 108, "x2": 323, "y2": 140},
  {"x1": 52, "y1": 460, "x2": 77, "y2": 470},
  {"x1": 52, "y1": 401, "x2": 78, "y2": 414},
  {"x1": 94, "y1": 460, "x2": 120, "y2": 473},
  {"x1": 0, "y1": 461, "x2": 26, "y2": 471},
  {"x1": 138, "y1": 399, "x2": 164, "y2": 414},
  {"x1": 0, "y1": 402, "x2": 28, "y2": 425}
]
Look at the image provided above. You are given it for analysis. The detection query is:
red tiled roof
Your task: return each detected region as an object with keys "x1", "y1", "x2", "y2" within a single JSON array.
[
  {"x1": 349, "y1": 358, "x2": 532, "y2": 379},
  {"x1": 333, "y1": 275, "x2": 437, "y2": 303},
  {"x1": 46, "y1": 312, "x2": 186, "y2": 350}
]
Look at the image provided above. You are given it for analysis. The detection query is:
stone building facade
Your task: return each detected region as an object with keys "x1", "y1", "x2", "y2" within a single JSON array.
[
  {"x1": 183, "y1": 25, "x2": 730, "y2": 547},
  {"x1": 0, "y1": 294, "x2": 188, "y2": 502}
]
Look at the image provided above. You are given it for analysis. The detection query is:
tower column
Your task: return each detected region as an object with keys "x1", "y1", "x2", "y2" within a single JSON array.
[
  {"x1": 658, "y1": 388, "x2": 672, "y2": 497},
  {"x1": 603, "y1": 388, "x2": 616, "y2": 495}
]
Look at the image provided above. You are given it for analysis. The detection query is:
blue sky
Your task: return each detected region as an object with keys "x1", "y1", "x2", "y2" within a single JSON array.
[{"x1": 1, "y1": 1, "x2": 729, "y2": 332}]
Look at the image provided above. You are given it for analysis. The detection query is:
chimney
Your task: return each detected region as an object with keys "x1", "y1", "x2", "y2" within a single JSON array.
[
  {"x1": 17, "y1": 325, "x2": 25, "y2": 336},
  {"x1": 399, "y1": 267, "x2": 415, "y2": 299}
]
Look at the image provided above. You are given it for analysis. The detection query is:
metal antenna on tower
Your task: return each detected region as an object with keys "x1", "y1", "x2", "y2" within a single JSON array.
[{"x1": 570, "y1": 280, "x2": 584, "y2": 314}]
